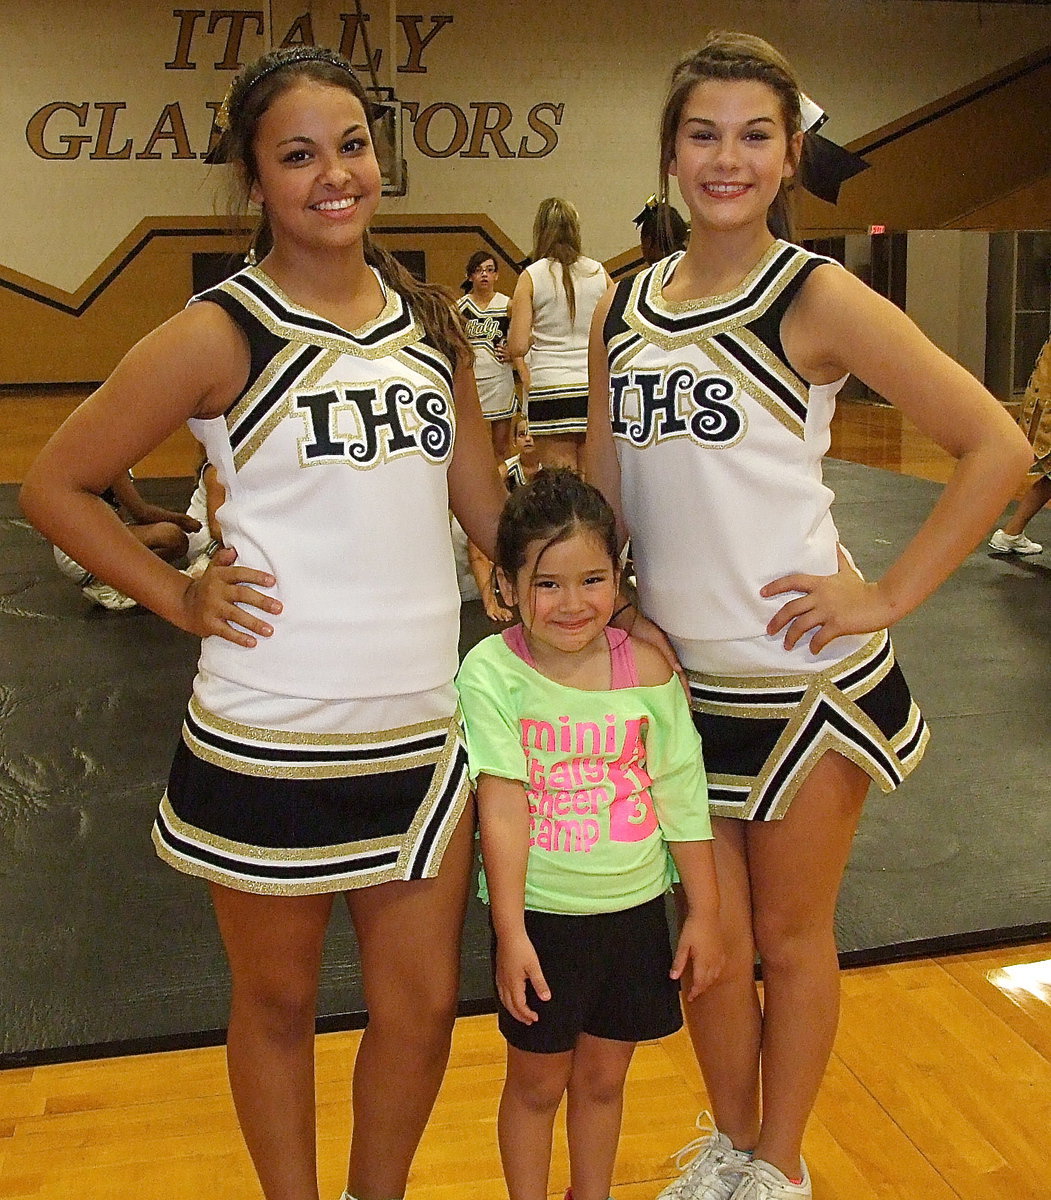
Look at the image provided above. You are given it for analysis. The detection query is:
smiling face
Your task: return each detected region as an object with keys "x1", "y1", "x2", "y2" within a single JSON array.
[
  {"x1": 500, "y1": 526, "x2": 619, "y2": 660},
  {"x1": 248, "y1": 80, "x2": 381, "y2": 257},
  {"x1": 670, "y1": 78, "x2": 802, "y2": 234}
]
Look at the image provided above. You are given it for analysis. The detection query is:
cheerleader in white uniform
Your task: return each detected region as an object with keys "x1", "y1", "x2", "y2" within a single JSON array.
[
  {"x1": 508, "y1": 197, "x2": 610, "y2": 472},
  {"x1": 22, "y1": 46, "x2": 506, "y2": 1200},
  {"x1": 456, "y1": 250, "x2": 525, "y2": 459},
  {"x1": 586, "y1": 31, "x2": 1030, "y2": 1200}
]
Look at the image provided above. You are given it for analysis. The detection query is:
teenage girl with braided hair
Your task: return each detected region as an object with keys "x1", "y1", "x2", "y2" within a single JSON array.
[
  {"x1": 22, "y1": 45, "x2": 506, "y2": 1200},
  {"x1": 586, "y1": 30, "x2": 1031, "y2": 1200}
]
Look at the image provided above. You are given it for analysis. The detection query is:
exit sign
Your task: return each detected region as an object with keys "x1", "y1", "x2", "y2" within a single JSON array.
[{"x1": 869, "y1": 224, "x2": 887, "y2": 235}]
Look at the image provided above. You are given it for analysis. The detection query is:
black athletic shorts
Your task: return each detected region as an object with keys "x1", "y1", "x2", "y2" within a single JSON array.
[{"x1": 492, "y1": 894, "x2": 683, "y2": 1053}]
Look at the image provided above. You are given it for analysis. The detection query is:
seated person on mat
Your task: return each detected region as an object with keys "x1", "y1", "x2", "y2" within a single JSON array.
[{"x1": 52, "y1": 470, "x2": 201, "y2": 610}]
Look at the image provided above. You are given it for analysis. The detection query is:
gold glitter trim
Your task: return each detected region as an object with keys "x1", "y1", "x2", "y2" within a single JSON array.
[
  {"x1": 182, "y1": 701, "x2": 457, "y2": 779},
  {"x1": 233, "y1": 349, "x2": 343, "y2": 472},
  {"x1": 647, "y1": 236, "x2": 787, "y2": 314},
  {"x1": 390, "y1": 346, "x2": 453, "y2": 394},
  {"x1": 696, "y1": 634, "x2": 927, "y2": 822},
  {"x1": 687, "y1": 632, "x2": 888, "y2": 703},
  {"x1": 890, "y1": 703, "x2": 929, "y2": 759},
  {"x1": 393, "y1": 720, "x2": 470, "y2": 876},
  {"x1": 154, "y1": 823, "x2": 428, "y2": 896},
  {"x1": 702, "y1": 333, "x2": 806, "y2": 441},
  {"x1": 187, "y1": 694, "x2": 450, "y2": 746},
  {"x1": 607, "y1": 329, "x2": 647, "y2": 375},
  {"x1": 181, "y1": 728, "x2": 440, "y2": 779},
  {"x1": 157, "y1": 793, "x2": 402, "y2": 863},
  {"x1": 227, "y1": 341, "x2": 308, "y2": 430},
  {"x1": 229, "y1": 268, "x2": 426, "y2": 360},
  {"x1": 154, "y1": 723, "x2": 472, "y2": 895},
  {"x1": 625, "y1": 259, "x2": 800, "y2": 352}
]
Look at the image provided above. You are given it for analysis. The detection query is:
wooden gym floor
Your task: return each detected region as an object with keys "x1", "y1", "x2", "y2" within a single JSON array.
[{"x1": 0, "y1": 390, "x2": 1047, "y2": 1199}]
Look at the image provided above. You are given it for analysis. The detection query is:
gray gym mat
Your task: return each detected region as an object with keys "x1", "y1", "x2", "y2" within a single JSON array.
[{"x1": 1, "y1": 460, "x2": 1048, "y2": 1065}]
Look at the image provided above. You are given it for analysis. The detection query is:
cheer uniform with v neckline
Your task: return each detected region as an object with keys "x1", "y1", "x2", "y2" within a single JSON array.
[
  {"x1": 602, "y1": 241, "x2": 928, "y2": 820},
  {"x1": 456, "y1": 291, "x2": 516, "y2": 421},
  {"x1": 154, "y1": 265, "x2": 470, "y2": 894}
]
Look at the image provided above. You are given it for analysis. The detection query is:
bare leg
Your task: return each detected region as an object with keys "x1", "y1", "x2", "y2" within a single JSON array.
[
  {"x1": 343, "y1": 804, "x2": 474, "y2": 1200},
  {"x1": 533, "y1": 433, "x2": 584, "y2": 473},
  {"x1": 491, "y1": 417, "x2": 513, "y2": 461},
  {"x1": 1002, "y1": 473, "x2": 1051, "y2": 535},
  {"x1": 745, "y1": 751, "x2": 870, "y2": 1178},
  {"x1": 677, "y1": 818, "x2": 761, "y2": 1151},
  {"x1": 210, "y1": 885, "x2": 335, "y2": 1200},
  {"x1": 566, "y1": 1034, "x2": 636, "y2": 1200},
  {"x1": 498, "y1": 1044, "x2": 574, "y2": 1200}
]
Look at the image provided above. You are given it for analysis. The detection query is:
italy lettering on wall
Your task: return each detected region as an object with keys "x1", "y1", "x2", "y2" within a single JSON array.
[{"x1": 24, "y1": 8, "x2": 564, "y2": 163}]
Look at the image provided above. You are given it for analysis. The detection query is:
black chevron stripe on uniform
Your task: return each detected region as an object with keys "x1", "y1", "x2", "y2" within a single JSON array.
[
  {"x1": 228, "y1": 344, "x2": 327, "y2": 451},
  {"x1": 231, "y1": 271, "x2": 416, "y2": 348}
]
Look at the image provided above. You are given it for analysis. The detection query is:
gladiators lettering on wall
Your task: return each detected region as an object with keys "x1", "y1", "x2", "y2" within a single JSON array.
[{"x1": 24, "y1": 9, "x2": 563, "y2": 162}]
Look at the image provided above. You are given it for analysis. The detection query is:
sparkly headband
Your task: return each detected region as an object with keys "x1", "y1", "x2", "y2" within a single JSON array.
[{"x1": 215, "y1": 46, "x2": 361, "y2": 134}]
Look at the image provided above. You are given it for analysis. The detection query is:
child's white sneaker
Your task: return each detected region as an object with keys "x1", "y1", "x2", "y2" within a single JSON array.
[
  {"x1": 657, "y1": 1112, "x2": 752, "y2": 1200},
  {"x1": 82, "y1": 580, "x2": 137, "y2": 610}
]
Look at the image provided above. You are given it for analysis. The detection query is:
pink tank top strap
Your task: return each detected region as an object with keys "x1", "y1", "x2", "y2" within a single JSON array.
[
  {"x1": 502, "y1": 623, "x2": 536, "y2": 667},
  {"x1": 606, "y1": 626, "x2": 640, "y2": 688},
  {"x1": 502, "y1": 624, "x2": 639, "y2": 688}
]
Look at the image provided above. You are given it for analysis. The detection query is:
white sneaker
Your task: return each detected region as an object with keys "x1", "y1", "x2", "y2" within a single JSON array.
[
  {"x1": 989, "y1": 529, "x2": 1042, "y2": 555},
  {"x1": 657, "y1": 1112, "x2": 752, "y2": 1200},
  {"x1": 727, "y1": 1158, "x2": 811, "y2": 1200},
  {"x1": 82, "y1": 580, "x2": 137, "y2": 610},
  {"x1": 183, "y1": 553, "x2": 211, "y2": 580}
]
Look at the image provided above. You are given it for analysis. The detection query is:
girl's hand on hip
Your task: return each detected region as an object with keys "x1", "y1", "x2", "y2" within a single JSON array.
[
  {"x1": 180, "y1": 546, "x2": 282, "y2": 646},
  {"x1": 495, "y1": 931, "x2": 551, "y2": 1025},
  {"x1": 762, "y1": 546, "x2": 893, "y2": 653}
]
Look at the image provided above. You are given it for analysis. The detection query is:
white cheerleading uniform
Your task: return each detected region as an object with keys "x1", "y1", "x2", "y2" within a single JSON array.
[
  {"x1": 153, "y1": 265, "x2": 470, "y2": 894},
  {"x1": 457, "y1": 291, "x2": 516, "y2": 421},
  {"x1": 525, "y1": 256, "x2": 607, "y2": 435},
  {"x1": 603, "y1": 242, "x2": 928, "y2": 820}
]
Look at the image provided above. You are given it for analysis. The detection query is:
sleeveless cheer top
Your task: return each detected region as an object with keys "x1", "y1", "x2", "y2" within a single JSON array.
[
  {"x1": 188, "y1": 265, "x2": 461, "y2": 700},
  {"x1": 603, "y1": 240, "x2": 847, "y2": 645},
  {"x1": 457, "y1": 291, "x2": 512, "y2": 385}
]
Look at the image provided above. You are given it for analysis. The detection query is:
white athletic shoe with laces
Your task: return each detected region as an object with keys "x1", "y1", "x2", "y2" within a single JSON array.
[
  {"x1": 726, "y1": 1157, "x2": 811, "y2": 1200},
  {"x1": 988, "y1": 529, "x2": 1043, "y2": 555},
  {"x1": 656, "y1": 1112, "x2": 752, "y2": 1200},
  {"x1": 81, "y1": 579, "x2": 137, "y2": 610}
]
